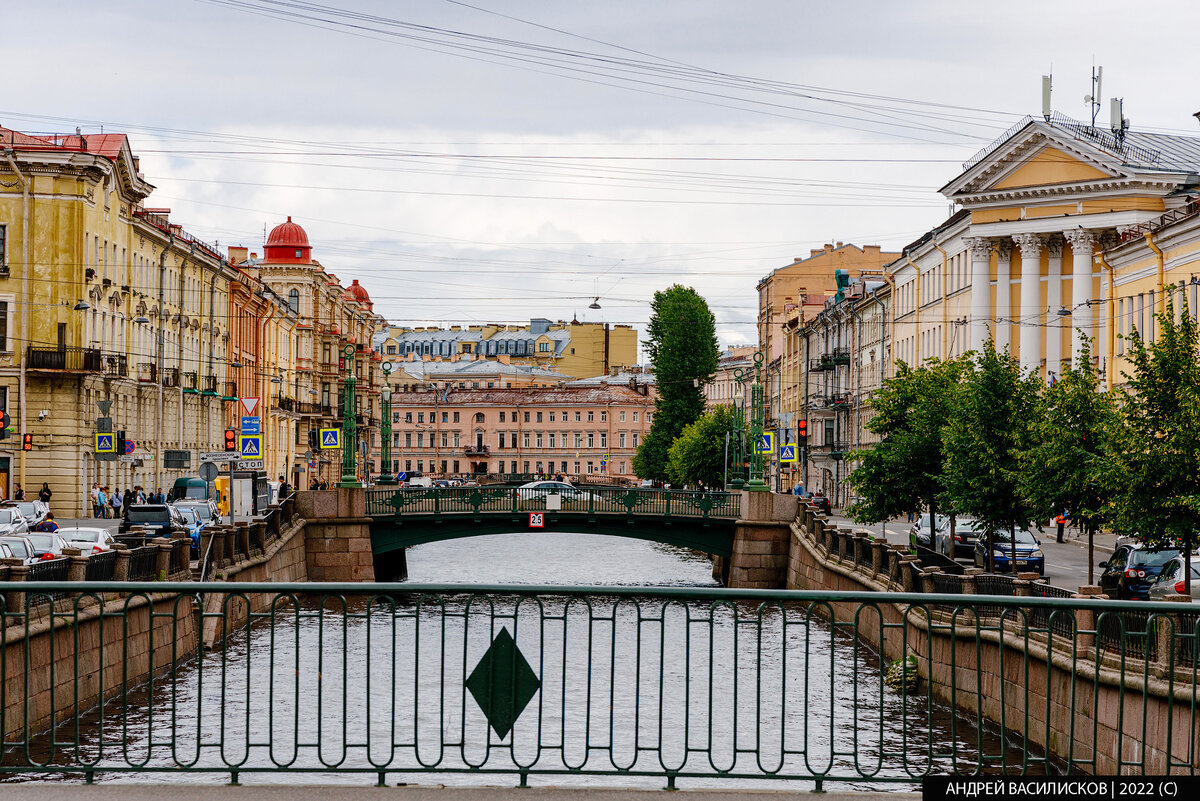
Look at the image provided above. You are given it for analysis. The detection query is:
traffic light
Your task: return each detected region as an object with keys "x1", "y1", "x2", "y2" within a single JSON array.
[
  {"x1": 797, "y1": 419, "x2": 808, "y2": 442},
  {"x1": 224, "y1": 428, "x2": 237, "y2": 451},
  {"x1": 308, "y1": 429, "x2": 319, "y2": 450},
  {"x1": 116, "y1": 430, "x2": 126, "y2": 455},
  {"x1": 21, "y1": 433, "x2": 32, "y2": 451},
  {"x1": 0, "y1": 411, "x2": 9, "y2": 440}
]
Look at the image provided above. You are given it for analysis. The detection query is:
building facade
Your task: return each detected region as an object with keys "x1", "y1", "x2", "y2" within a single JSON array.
[
  {"x1": 377, "y1": 318, "x2": 637, "y2": 380},
  {"x1": 384, "y1": 385, "x2": 653, "y2": 482}
]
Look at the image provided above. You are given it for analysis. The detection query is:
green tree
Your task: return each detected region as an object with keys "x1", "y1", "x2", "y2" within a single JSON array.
[
  {"x1": 1109, "y1": 291, "x2": 1200, "y2": 594},
  {"x1": 633, "y1": 285, "x2": 719, "y2": 481},
  {"x1": 1018, "y1": 338, "x2": 1119, "y2": 583},
  {"x1": 665, "y1": 405, "x2": 738, "y2": 488},
  {"x1": 845, "y1": 357, "x2": 968, "y2": 542},
  {"x1": 942, "y1": 338, "x2": 1040, "y2": 572}
]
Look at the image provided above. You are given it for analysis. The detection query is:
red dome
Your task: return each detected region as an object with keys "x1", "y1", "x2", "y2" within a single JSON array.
[
  {"x1": 346, "y1": 279, "x2": 372, "y2": 308},
  {"x1": 263, "y1": 216, "x2": 313, "y2": 264}
]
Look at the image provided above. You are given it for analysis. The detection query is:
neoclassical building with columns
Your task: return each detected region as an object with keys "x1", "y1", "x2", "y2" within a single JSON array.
[{"x1": 888, "y1": 113, "x2": 1200, "y2": 384}]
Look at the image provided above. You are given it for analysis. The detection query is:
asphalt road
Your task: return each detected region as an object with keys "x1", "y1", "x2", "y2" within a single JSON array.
[{"x1": 827, "y1": 513, "x2": 1115, "y2": 591}]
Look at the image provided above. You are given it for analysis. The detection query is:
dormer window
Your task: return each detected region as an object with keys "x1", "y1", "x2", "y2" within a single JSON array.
[{"x1": 295, "y1": 249, "x2": 303, "y2": 258}]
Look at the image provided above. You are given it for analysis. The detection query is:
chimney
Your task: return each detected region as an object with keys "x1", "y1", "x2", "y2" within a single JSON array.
[
  {"x1": 228, "y1": 246, "x2": 249, "y2": 264},
  {"x1": 250, "y1": 252, "x2": 258, "y2": 260},
  {"x1": 498, "y1": 354, "x2": 510, "y2": 365}
]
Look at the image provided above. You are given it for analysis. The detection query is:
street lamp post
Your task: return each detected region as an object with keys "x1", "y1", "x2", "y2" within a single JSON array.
[
  {"x1": 378, "y1": 363, "x2": 396, "y2": 485},
  {"x1": 339, "y1": 344, "x2": 358, "y2": 488},
  {"x1": 741, "y1": 352, "x2": 769, "y2": 492}
]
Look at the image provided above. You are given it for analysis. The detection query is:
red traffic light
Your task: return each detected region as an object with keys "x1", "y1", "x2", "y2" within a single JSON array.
[
  {"x1": 21, "y1": 433, "x2": 32, "y2": 451},
  {"x1": 224, "y1": 429, "x2": 237, "y2": 451},
  {"x1": 0, "y1": 412, "x2": 8, "y2": 433},
  {"x1": 797, "y1": 420, "x2": 808, "y2": 440}
]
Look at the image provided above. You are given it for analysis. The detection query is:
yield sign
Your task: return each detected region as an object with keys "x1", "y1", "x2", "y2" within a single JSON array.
[{"x1": 240, "y1": 396, "x2": 260, "y2": 416}]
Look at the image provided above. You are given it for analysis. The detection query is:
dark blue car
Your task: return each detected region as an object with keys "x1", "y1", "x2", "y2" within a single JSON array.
[
  {"x1": 1099, "y1": 545, "x2": 1180, "y2": 600},
  {"x1": 972, "y1": 527, "x2": 1045, "y2": 575}
]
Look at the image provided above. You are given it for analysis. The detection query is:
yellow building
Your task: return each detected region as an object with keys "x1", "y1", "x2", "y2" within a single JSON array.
[{"x1": 377, "y1": 318, "x2": 637, "y2": 380}]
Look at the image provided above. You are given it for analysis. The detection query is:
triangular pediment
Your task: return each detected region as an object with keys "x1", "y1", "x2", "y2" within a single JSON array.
[
  {"x1": 941, "y1": 120, "x2": 1132, "y2": 200},
  {"x1": 992, "y1": 146, "x2": 1114, "y2": 189}
]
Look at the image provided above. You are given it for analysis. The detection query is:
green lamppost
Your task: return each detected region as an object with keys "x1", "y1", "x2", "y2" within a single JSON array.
[
  {"x1": 734, "y1": 351, "x2": 768, "y2": 493},
  {"x1": 339, "y1": 344, "x2": 359, "y2": 488},
  {"x1": 378, "y1": 362, "x2": 396, "y2": 485}
]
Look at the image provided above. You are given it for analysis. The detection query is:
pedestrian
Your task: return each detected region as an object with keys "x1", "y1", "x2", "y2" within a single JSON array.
[
  {"x1": 123, "y1": 488, "x2": 134, "y2": 509},
  {"x1": 153, "y1": 487, "x2": 164, "y2": 504},
  {"x1": 111, "y1": 487, "x2": 122, "y2": 518},
  {"x1": 309, "y1": 478, "x2": 319, "y2": 490},
  {"x1": 38, "y1": 482, "x2": 52, "y2": 505},
  {"x1": 136, "y1": 486, "x2": 146, "y2": 504},
  {"x1": 90, "y1": 483, "x2": 101, "y2": 518},
  {"x1": 35, "y1": 513, "x2": 58, "y2": 533},
  {"x1": 97, "y1": 486, "x2": 108, "y2": 518},
  {"x1": 13, "y1": 484, "x2": 24, "y2": 501},
  {"x1": 278, "y1": 475, "x2": 290, "y2": 499}
]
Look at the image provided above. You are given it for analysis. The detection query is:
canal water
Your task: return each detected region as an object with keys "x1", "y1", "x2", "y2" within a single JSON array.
[{"x1": 10, "y1": 532, "x2": 1049, "y2": 788}]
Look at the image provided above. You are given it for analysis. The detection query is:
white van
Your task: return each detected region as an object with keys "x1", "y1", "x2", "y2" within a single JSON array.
[{"x1": 406, "y1": 477, "x2": 433, "y2": 488}]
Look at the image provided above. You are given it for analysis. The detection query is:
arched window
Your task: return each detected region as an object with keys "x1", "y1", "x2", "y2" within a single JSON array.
[
  {"x1": 287, "y1": 289, "x2": 299, "y2": 314},
  {"x1": 474, "y1": 412, "x2": 485, "y2": 424}
]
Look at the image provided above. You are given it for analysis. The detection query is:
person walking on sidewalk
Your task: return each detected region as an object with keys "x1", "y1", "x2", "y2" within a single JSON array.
[{"x1": 38, "y1": 482, "x2": 52, "y2": 506}]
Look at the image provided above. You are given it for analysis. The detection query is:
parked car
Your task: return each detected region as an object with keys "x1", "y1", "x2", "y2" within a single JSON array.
[
  {"x1": 26, "y1": 532, "x2": 71, "y2": 560},
  {"x1": 172, "y1": 499, "x2": 221, "y2": 524},
  {"x1": 119, "y1": 504, "x2": 187, "y2": 536},
  {"x1": 167, "y1": 476, "x2": 210, "y2": 503},
  {"x1": 1147, "y1": 556, "x2": 1200, "y2": 600},
  {"x1": 1099, "y1": 544, "x2": 1181, "y2": 600},
  {"x1": 934, "y1": 517, "x2": 983, "y2": 560},
  {"x1": 972, "y1": 527, "x2": 1045, "y2": 575},
  {"x1": 0, "y1": 508, "x2": 29, "y2": 536},
  {"x1": 909, "y1": 514, "x2": 949, "y2": 551},
  {"x1": 176, "y1": 507, "x2": 206, "y2": 554},
  {"x1": 1, "y1": 500, "x2": 45, "y2": 528},
  {"x1": 0, "y1": 535, "x2": 39, "y2": 565},
  {"x1": 59, "y1": 527, "x2": 117, "y2": 555},
  {"x1": 517, "y1": 480, "x2": 590, "y2": 508}
]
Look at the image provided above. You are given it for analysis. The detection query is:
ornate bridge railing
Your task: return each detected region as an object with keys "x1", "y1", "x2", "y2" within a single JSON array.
[
  {"x1": 1, "y1": 583, "x2": 1196, "y2": 786},
  {"x1": 365, "y1": 487, "x2": 740, "y2": 521}
]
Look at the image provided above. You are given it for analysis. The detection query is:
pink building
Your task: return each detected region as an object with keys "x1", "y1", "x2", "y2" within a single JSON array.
[{"x1": 385, "y1": 385, "x2": 654, "y2": 481}]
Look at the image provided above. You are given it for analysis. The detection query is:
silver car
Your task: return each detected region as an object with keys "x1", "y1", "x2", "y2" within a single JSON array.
[
  {"x1": 0, "y1": 535, "x2": 38, "y2": 565},
  {"x1": 0, "y1": 508, "x2": 29, "y2": 536},
  {"x1": 59, "y1": 527, "x2": 117, "y2": 555},
  {"x1": 1147, "y1": 556, "x2": 1200, "y2": 600}
]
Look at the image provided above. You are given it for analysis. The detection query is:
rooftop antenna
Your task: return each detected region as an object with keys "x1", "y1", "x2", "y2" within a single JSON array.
[
  {"x1": 1041, "y1": 74, "x2": 1052, "y2": 121},
  {"x1": 1084, "y1": 64, "x2": 1102, "y2": 128},
  {"x1": 1111, "y1": 97, "x2": 1129, "y2": 145}
]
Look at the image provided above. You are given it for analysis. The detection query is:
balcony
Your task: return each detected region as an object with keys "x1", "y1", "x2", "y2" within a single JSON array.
[
  {"x1": 161, "y1": 368, "x2": 179, "y2": 388},
  {"x1": 223, "y1": 381, "x2": 238, "y2": 399},
  {"x1": 137, "y1": 363, "x2": 157, "y2": 383},
  {"x1": 465, "y1": 444, "x2": 491, "y2": 456},
  {"x1": 182, "y1": 371, "x2": 198, "y2": 391},
  {"x1": 203, "y1": 374, "x2": 217, "y2": 394},
  {"x1": 832, "y1": 348, "x2": 851, "y2": 366},
  {"x1": 275, "y1": 396, "x2": 296, "y2": 413},
  {"x1": 808, "y1": 358, "x2": 832, "y2": 372},
  {"x1": 27, "y1": 346, "x2": 100, "y2": 372},
  {"x1": 831, "y1": 441, "x2": 849, "y2": 460},
  {"x1": 296, "y1": 401, "x2": 323, "y2": 415},
  {"x1": 824, "y1": 392, "x2": 853, "y2": 409}
]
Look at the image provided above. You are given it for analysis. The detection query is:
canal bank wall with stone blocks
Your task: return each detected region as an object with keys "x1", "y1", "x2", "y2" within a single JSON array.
[{"x1": 786, "y1": 503, "x2": 1200, "y2": 775}]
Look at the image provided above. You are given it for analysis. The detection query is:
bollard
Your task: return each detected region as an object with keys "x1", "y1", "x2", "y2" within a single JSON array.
[
  {"x1": 153, "y1": 537, "x2": 173, "y2": 580},
  {"x1": 224, "y1": 527, "x2": 238, "y2": 566},
  {"x1": 1, "y1": 559, "x2": 26, "y2": 614},
  {"x1": 252, "y1": 521, "x2": 268, "y2": 553},
  {"x1": 870, "y1": 539, "x2": 887, "y2": 576},
  {"x1": 67, "y1": 553, "x2": 88, "y2": 583},
  {"x1": 237, "y1": 524, "x2": 252, "y2": 562},
  {"x1": 1073, "y1": 586, "x2": 1105, "y2": 651},
  {"x1": 1153, "y1": 594, "x2": 1192, "y2": 673},
  {"x1": 1015, "y1": 572, "x2": 1039, "y2": 597},
  {"x1": 922, "y1": 566, "x2": 942, "y2": 595},
  {"x1": 899, "y1": 556, "x2": 919, "y2": 593}
]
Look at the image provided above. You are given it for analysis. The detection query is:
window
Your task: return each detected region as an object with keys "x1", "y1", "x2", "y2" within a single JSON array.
[
  {"x1": 587, "y1": 432, "x2": 594, "y2": 448},
  {"x1": 646, "y1": 414, "x2": 652, "y2": 425},
  {"x1": 574, "y1": 411, "x2": 581, "y2": 422},
  {"x1": 587, "y1": 411, "x2": 594, "y2": 422},
  {"x1": 600, "y1": 411, "x2": 607, "y2": 422},
  {"x1": 535, "y1": 432, "x2": 544, "y2": 448},
  {"x1": 0, "y1": 300, "x2": 8, "y2": 351},
  {"x1": 549, "y1": 412, "x2": 556, "y2": 422},
  {"x1": 453, "y1": 412, "x2": 460, "y2": 423},
  {"x1": 417, "y1": 412, "x2": 424, "y2": 424},
  {"x1": 387, "y1": 345, "x2": 397, "y2": 354},
  {"x1": 405, "y1": 432, "x2": 412, "y2": 447},
  {"x1": 441, "y1": 432, "x2": 448, "y2": 448},
  {"x1": 474, "y1": 412, "x2": 485, "y2": 424},
  {"x1": 405, "y1": 412, "x2": 412, "y2": 423},
  {"x1": 536, "y1": 412, "x2": 543, "y2": 422},
  {"x1": 574, "y1": 432, "x2": 582, "y2": 448},
  {"x1": 417, "y1": 432, "x2": 425, "y2": 448},
  {"x1": 498, "y1": 432, "x2": 506, "y2": 448},
  {"x1": 548, "y1": 433, "x2": 556, "y2": 448},
  {"x1": 0, "y1": 225, "x2": 5, "y2": 265},
  {"x1": 405, "y1": 460, "x2": 412, "y2": 472},
  {"x1": 587, "y1": 461, "x2": 594, "y2": 474},
  {"x1": 440, "y1": 460, "x2": 448, "y2": 473},
  {"x1": 523, "y1": 432, "x2": 531, "y2": 448},
  {"x1": 620, "y1": 411, "x2": 626, "y2": 422},
  {"x1": 417, "y1": 460, "x2": 423, "y2": 472},
  {"x1": 500, "y1": 411, "x2": 506, "y2": 423},
  {"x1": 632, "y1": 433, "x2": 639, "y2": 447},
  {"x1": 472, "y1": 382, "x2": 480, "y2": 388},
  {"x1": 524, "y1": 412, "x2": 530, "y2": 423},
  {"x1": 574, "y1": 461, "x2": 580, "y2": 474},
  {"x1": 392, "y1": 412, "x2": 400, "y2": 423},
  {"x1": 454, "y1": 432, "x2": 462, "y2": 447},
  {"x1": 487, "y1": 382, "x2": 494, "y2": 388},
  {"x1": 539, "y1": 342, "x2": 549, "y2": 352},
  {"x1": 633, "y1": 412, "x2": 638, "y2": 422},
  {"x1": 453, "y1": 460, "x2": 460, "y2": 473},
  {"x1": 599, "y1": 432, "x2": 607, "y2": 448},
  {"x1": 619, "y1": 433, "x2": 626, "y2": 448},
  {"x1": 287, "y1": 288, "x2": 299, "y2": 313},
  {"x1": 441, "y1": 412, "x2": 448, "y2": 423}
]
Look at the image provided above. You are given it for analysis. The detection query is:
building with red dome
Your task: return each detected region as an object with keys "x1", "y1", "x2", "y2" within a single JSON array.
[{"x1": 229, "y1": 217, "x2": 384, "y2": 488}]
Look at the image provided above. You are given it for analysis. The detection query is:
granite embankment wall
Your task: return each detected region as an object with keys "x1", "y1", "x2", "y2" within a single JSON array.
[{"x1": 786, "y1": 504, "x2": 1200, "y2": 775}]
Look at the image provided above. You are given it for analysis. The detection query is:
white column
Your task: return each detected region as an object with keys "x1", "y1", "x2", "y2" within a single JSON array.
[
  {"x1": 1064, "y1": 228, "x2": 1098, "y2": 365},
  {"x1": 1045, "y1": 237, "x2": 1064, "y2": 377},
  {"x1": 1012, "y1": 233, "x2": 1044, "y2": 375},
  {"x1": 963, "y1": 236, "x2": 993, "y2": 353},
  {"x1": 993, "y1": 240, "x2": 1013, "y2": 351}
]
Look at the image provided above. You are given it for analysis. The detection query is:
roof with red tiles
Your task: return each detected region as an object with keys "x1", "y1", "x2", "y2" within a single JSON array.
[{"x1": 390, "y1": 385, "x2": 653, "y2": 406}]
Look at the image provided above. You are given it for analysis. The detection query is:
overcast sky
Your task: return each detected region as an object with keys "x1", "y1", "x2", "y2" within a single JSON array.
[{"x1": 6, "y1": 1, "x2": 1200, "y2": 352}]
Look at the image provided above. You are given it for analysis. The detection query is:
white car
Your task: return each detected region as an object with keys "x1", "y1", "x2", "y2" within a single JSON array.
[
  {"x1": 0, "y1": 535, "x2": 38, "y2": 565},
  {"x1": 516, "y1": 480, "x2": 590, "y2": 508},
  {"x1": 0, "y1": 508, "x2": 29, "y2": 536},
  {"x1": 59, "y1": 527, "x2": 117, "y2": 555},
  {"x1": 3, "y1": 500, "x2": 47, "y2": 528},
  {"x1": 26, "y1": 532, "x2": 71, "y2": 560}
]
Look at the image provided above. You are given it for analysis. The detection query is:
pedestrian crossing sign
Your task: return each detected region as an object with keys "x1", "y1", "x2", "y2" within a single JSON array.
[
  {"x1": 239, "y1": 435, "x2": 261, "y2": 458},
  {"x1": 754, "y1": 432, "x2": 776, "y2": 455},
  {"x1": 95, "y1": 433, "x2": 115, "y2": 453},
  {"x1": 319, "y1": 428, "x2": 341, "y2": 449},
  {"x1": 780, "y1": 444, "x2": 797, "y2": 463}
]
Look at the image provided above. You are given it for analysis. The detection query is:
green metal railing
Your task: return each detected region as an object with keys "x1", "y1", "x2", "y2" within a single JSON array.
[
  {"x1": 0, "y1": 582, "x2": 1197, "y2": 786},
  {"x1": 365, "y1": 487, "x2": 740, "y2": 521}
]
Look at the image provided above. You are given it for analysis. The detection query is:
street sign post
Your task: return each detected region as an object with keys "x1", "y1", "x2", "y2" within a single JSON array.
[
  {"x1": 780, "y1": 444, "x2": 797, "y2": 463},
  {"x1": 754, "y1": 432, "x2": 776, "y2": 455},
  {"x1": 319, "y1": 428, "x2": 341, "y2": 449},
  {"x1": 240, "y1": 397, "x2": 260, "y2": 417},
  {"x1": 95, "y1": 433, "x2": 115, "y2": 453},
  {"x1": 240, "y1": 416, "x2": 261, "y2": 435},
  {"x1": 199, "y1": 451, "x2": 239, "y2": 463},
  {"x1": 237, "y1": 459, "x2": 265, "y2": 470},
  {"x1": 124, "y1": 439, "x2": 137, "y2": 455},
  {"x1": 199, "y1": 462, "x2": 219, "y2": 482},
  {"x1": 239, "y1": 435, "x2": 261, "y2": 459}
]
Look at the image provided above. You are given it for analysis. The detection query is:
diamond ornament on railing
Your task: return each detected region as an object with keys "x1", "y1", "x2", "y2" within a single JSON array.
[{"x1": 465, "y1": 627, "x2": 541, "y2": 739}]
